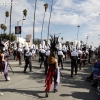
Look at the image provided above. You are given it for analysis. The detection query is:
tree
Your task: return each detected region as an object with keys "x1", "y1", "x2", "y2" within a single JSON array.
[
  {"x1": 5, "y1": 11, "x2": 9, "y2": 23},
  {"x1": 33, "y1": 0, "x2": 38, "y2": 43},
  {"x1": 22, "y1": 9, "x2": 27, "y2": 25},
  {"x1": 3, "y1": 24, "x2": 7, "y2": 32},
  {"x1": 47, "y1": 0, "x2": 53, "y2": 40},
  {"x1": 41, "y1": 3, "x2": 48, "y2": 43},
  {"x1": 0, "y1": 33, "x2": 16, "y2": 41}
]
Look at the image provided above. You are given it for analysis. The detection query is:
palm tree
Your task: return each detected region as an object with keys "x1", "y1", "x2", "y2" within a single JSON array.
[
  {"x1": 22, "y1": 9, "x2": 27, "y2": 25},
  {"x1": 3, "y1": 25, "x2": 7, "y2": 33},
  {"x1": 5, "y1": 11, "x2": 9, "y2": 23},
  {"x1": 21, "y1": 9, "x2": 27, "y2": 37},
  {"x1": 41, "y1": 3, "x2": 48, "y2": 43},
  {"x1": 33, "y1": 0, "x2": 38, "y2": 43},
  {"x1": 47, "y1": 0, "x2": 53, "y2": 40},
  {"x1": 0, "y1": 24, "x2": 4, "y2": 41}
]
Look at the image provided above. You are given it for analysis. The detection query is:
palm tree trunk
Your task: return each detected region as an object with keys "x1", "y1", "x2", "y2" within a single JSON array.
[
  {"x1": 47, "y1": 0, "x2": 53, "y2": 40},
  {"x1": 5, "y1": 17, "x2": 6, "y2": 24},
  {"x1": 33, "y1": 0, "x2": 38, "y2": 44},
  {"x1": 41, "y1": 11, "x2": 46, "y2": 44},
  {"x1": 9, "y1": 0, "x2": 13, "y2": 47}
]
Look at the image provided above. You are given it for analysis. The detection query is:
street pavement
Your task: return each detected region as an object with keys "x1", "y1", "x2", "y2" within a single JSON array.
[{"x1": 0, "y1": 56, "x2": 99, "y2": 100}]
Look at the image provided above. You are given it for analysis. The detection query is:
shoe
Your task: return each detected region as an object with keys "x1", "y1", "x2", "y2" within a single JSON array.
[
  {"x1": 23, "y1": 71, "x2": 26, "y2": 73},
  {"x1": 45, "y1": 92, "x2": 48, "y2": 97},
  {"x1": 54, "y1": 89, "x2": 58, "y2": 93}
]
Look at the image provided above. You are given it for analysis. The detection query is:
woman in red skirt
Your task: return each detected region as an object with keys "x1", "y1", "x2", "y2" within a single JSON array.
[{"x1": 44, "y1": 51, "x2": 58, "y2": 97}]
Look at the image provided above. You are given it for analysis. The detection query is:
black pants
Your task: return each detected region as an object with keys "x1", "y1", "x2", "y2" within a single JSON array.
[
  {"x1": 40, "y1": 56, "x2": 45, "y2": 68},
  {"x1": 24, "y1": 60, "x2": 32, "y2": 72},
  {"x1": 77, "y1": 59, "x2": 81, "y2": 70},
  {"x1": 88, "y1": 56, "x2": 91, "y2": 63},
  {"x1": 71, "y1": 60, "x2": 77, "y2": 75},
  {"x1": 58, "y1": 56, "x2": 63, "y2": 68},
  {"x1": 1, "y1": 61, "x2": 7, "y2": 80},
  {"x1": 18, "y1": 56, "x2": 22, "y2": 65}
]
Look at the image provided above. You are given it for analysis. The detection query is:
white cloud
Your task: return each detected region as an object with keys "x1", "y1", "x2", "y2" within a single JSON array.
[{"x1": 0, "y1": 0, "x2": 100, "y2": 47}]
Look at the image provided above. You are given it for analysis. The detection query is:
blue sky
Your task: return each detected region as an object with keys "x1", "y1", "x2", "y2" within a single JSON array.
[{"x1": 0, "y1": 0, "x2": 100, "y2": 47}]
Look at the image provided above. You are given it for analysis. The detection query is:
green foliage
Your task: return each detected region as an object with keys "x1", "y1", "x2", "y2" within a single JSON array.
[
  {"x1": 5, "y1": 11, "x2": 9, "y2": 17},
  {"x1": 44, "y1": 3, "x2": 48, "y2": 12},
  {"x1": 0, "y1": 33, "x2": 16, "y2": 42},
  {"x1": 23, "y1": 9, "x2": 27, "y2": 17}
]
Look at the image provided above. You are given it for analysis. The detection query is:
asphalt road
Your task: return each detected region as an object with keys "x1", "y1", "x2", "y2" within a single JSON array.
[{"x1": 0, "y1": 55, "x2": 99, "y2": 100}]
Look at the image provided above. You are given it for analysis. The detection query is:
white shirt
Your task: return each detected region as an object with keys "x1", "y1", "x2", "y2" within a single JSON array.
[
  {"x1": 18, "y1": 48, "x2": 22, "y2": 52},
  {"x1": 41, "y1": 49, "x2": 46, "y2": 53},
  {"x1": 46, "y1": 50, "x2": 50, "y2": 56},
  {"x1": 25, "y1": 51, "x2": 32, "y2": 56},
  {"x1": 77, "y1": 50, "x2": 82, "y2": 55},
  {"x1": 86, "y1": 50, "x2": 89, "y2": 54},
  {"x1": 58, "y1": 50, "x2": 63, "y2": 55},
  {"x1": 71, "y1": 51, "x2": 78, "y2": 56}
]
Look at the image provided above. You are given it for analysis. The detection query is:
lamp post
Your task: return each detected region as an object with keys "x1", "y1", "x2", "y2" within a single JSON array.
[
  {"x1": 17, "y1": 19, "x2": 25, "y2": 43},
  {"x1": 77, "y1": 25, "x2": 80, "y2": 41}
]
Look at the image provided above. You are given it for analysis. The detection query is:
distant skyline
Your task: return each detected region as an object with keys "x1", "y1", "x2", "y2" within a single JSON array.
[{"x1": 0, "y1": 0, "x2": 100, "y2": 47}]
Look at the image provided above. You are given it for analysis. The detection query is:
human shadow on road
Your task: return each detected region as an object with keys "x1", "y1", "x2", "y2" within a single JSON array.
[
  {"x1": 0, "y1": 88, "x2": 47, "y2": 99},
  {"x1": 59, "y1": 90, "x2": 99, "y2": 100}
]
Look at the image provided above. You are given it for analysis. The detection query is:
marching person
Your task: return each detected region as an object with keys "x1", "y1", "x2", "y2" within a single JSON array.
[
  {"x1": 13, "y1": 46, "x2": 17, "y2": 60},
  {"x1": 0, "y1": 47, "x2": 10, "y2": 81},
  {"x1": 45, "y1": 51, "x2": 60, "y2": 97},
  {"x1": 88, "y1": 48, "x2": 93, "y2": 64},
  {"x1": 62, "y1": 45, "x2": 67, "y2": 60},
  {"x1": 77, "y1": 47, "x2": 82, "y2": 70},
  {"x1": 17, "y1": 43, "x2": 23, "y2": 65},
  {"x1": 40, "y1": 47, "x2": 46, "y2": 68},
  {"x1": 44, "y1": 47, "x2": 50, "y2": 75},
  {"x1": 71, "y1": 47, "x2": 78, "y2": 77},
  {"x1": 58, "y1": 49, "x2": 64, "y2": 69},
  {"x1": 24, "y1": 48, "x2": 32, "y2": 73}
]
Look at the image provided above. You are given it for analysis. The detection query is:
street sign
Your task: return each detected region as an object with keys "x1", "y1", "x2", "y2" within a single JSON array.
[{"x1": 15, "y1": 26, "x2": 21, "y2": 34}]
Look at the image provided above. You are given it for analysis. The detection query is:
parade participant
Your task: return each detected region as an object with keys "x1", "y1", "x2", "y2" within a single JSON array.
[
  {"x1": 62, "y1": 45, "x2": 67, "y2": 61},
  {"x1": 71, "y1": 47, "x2": 78, "y2": 77},
  {"x1": 58, "y1": 43, "x2": 64, "y2": 69},
  {"x1": 77, "y1": 47, "x2": 82, "y2": 70},
  {"x1": 40, "y1": 47, "x2": 46, "y2": 68},
  {"x1": 81, "y1": 51, "x2": 86, "y2": 67},
  {"x1": 39, "y1": 44, "x2": 42, "y2": 63},
  {"x1": 17, "y1": 43, "x2": 23, "y2": 65},
  {"x1": 24, "y1": 48, "x2": 32, "y2": 73},
  {"x1": 45, "y1": 51, "x2": 60, "y2": 97},
  {"x1": 24, "y1": 42, "x2": 29, "y2": 60},
  {"x1": 0, "y1": 47, "x2": 10, "y2": 81},
  {"x1": 88, "y1": 48, "x2": 93, "y2": 64},
  {"x1": 44, "y1": 47, "x2": 50, "y2": 75},
  {"x1": 13, "y1": 43, "x2": 17, "y2": 60}
]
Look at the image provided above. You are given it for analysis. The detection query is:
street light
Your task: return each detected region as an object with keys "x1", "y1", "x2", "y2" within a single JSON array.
[
  {"x1": 17, "y1": 19, "x2": 25, "y2": 43},
  {"x1": 77, "y1": 25, "x2": 80, "y2": 40}
]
